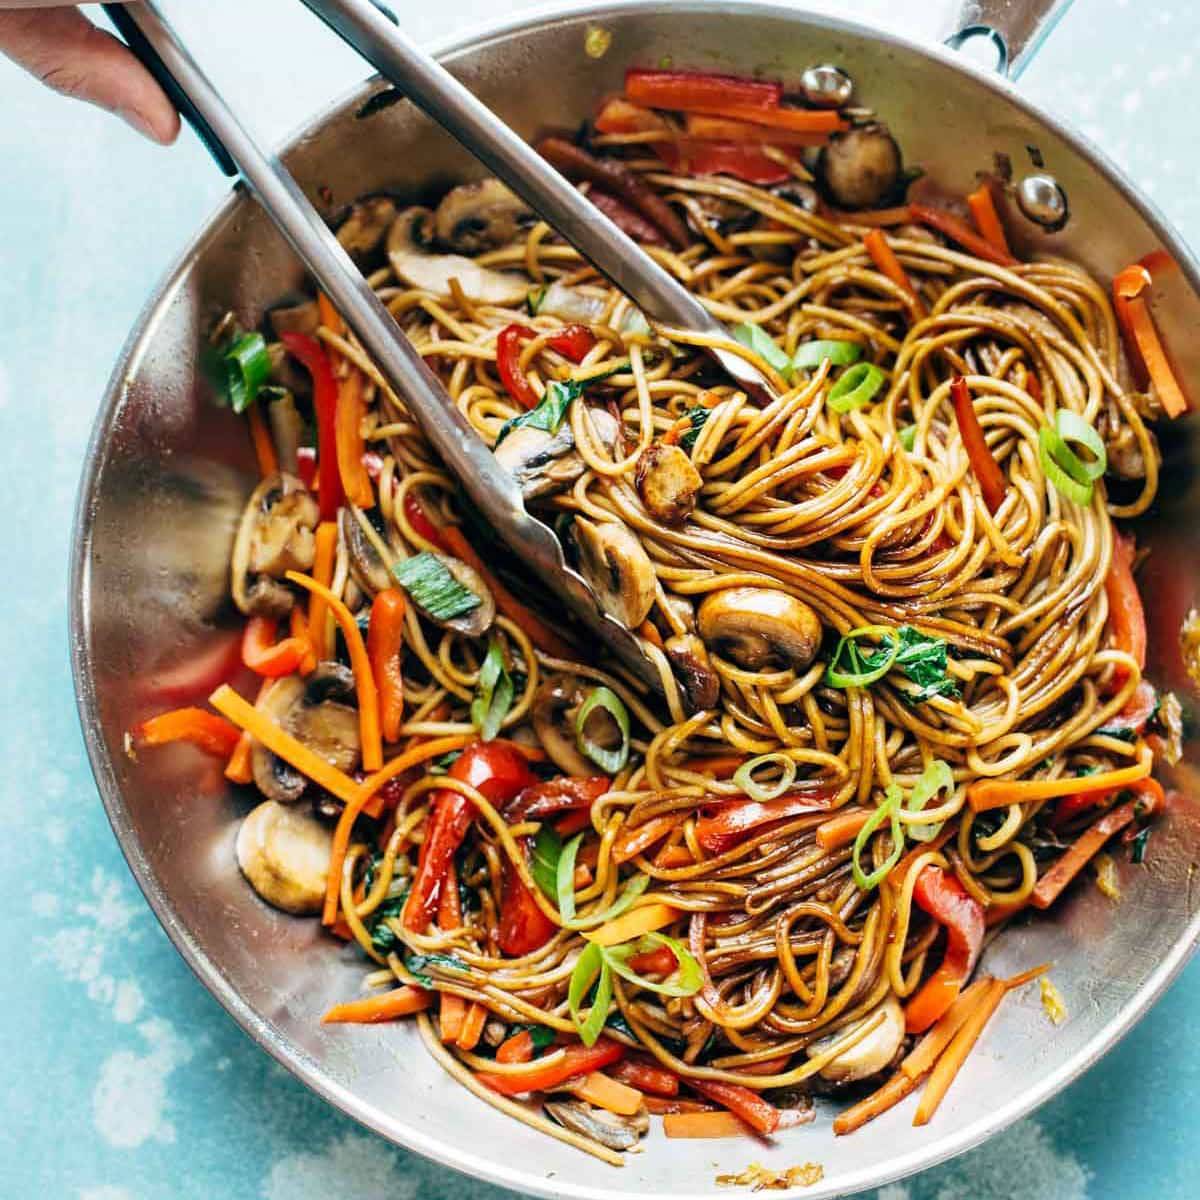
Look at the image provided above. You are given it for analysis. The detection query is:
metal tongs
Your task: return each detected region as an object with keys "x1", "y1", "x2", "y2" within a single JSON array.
[{"x1": 103, "y1": 0, "x2": 776, "y2": 694}]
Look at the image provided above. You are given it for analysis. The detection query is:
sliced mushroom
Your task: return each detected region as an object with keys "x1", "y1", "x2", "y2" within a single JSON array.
[
  {"x1": 266, "y1": 340, "x2": 313, "y2": 401},
  {"x1": 807, "y1": 995, "x2": 905, "y2": 1083},
  {"x1": 818, "y1": 123, "x2": 903, "y2": 209},
  {"x1": 336, "y1": 196, "x2": 398, "y2": 261},
  {"x1": 662, "y1": 593, "x2": 697, "y2": 635},
  {"x1": 665, "y1": 633, "x2": 720, "y2": 711},
  {"x1": 231, "y1": 473, "x2": 319, "y2": 618},
  {"x1": 387, "y1": 207, "x2": 528, "y2": 305},
  {"x1": 339, "y1": 507, "x2": 393, "y2": 597},
  {"x1": 236, "y1": 799, "x2": 333, "y2": 915},
  {"x1": 572, "y1": 516, "x2": 655, "y2": 629},
  {"x1": 266, "y1": 391, "x2": 304, "y2": 473},
  {"x1": 251, "y1": 666, "x2": 360, "y2": 803},
  {"x1": 636, "y1": 443, "x2": 702, "y2": 524},
  {"x1": 494, "y1": 408, "x2": 619, "y2": 501},
  {"x1": 267, "y1": 298, "x2": 320, "y2": 338},
  {"x1": 532, "y1": 675, "x2": 594, "y2": 777},
  {"x1": 434, "y1": 179, "x2": 531, "y2": 254},
  {"x1": 544, "y1": 1101, "x2": 648, "y2": 1151},
  {"x1": 697, "y1": 587, "x2": 823, "y2": 671},
  {"x1": 407, "y1": 552, "x2": 495, "y2": 638}
]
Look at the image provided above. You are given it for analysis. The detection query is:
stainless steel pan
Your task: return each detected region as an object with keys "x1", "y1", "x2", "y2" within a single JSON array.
[{"x1": 70, "y1": 3, "x2": 1200, "y2": 1197}]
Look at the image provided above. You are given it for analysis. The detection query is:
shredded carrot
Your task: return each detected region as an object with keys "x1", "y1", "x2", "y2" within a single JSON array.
[
  {"x1": 1030, "y1": 797, "x2": 1141, "y2": 909},
  {"x1": 439, "y1": 526, "x2": 578, "y2": 660},
  {"x1": 209, "y1": 684, "x2": 360, "y2": 803},
  {"x1": 325, "y1": 735, "x2": 471, "y2": 926},
  {"x1": 654, "y1": 845, "x2": 695, "y2": 868},
  {"x1": 832, "y1": 1070, "x2": 919, "y2": 1135},
  {"x1": 223, "y1": 678, "x2": 271, "y2": 783},
  {"x1": 863, "y1": 228, "x2": 925, "y2": 316},
  {"x1": 815, "y1": 808, "x2": 870, "y2": 850},
  {"x1": 968, "y1": 745, "x2": 1152, "y2": 811},
  {"x1": 246, "y1": 401, "x2": 278, "y2": 478},
  {"x1": 439, "y1": 994, "x2": 467, "y2": 1044},
  {"x1": 662, "y1": 1110, "x2": 756, "y2": 1139},
  {"x1": 614, "y1": 814, "x2": 681, "y2": 863},
  {"x1": 308, "y1": 521, "x2": 338, "y2": 661},
  {"x1": 639, "y1": 619, "x2": 664, "y2": 649},
  {"x1": 900, "y1": 976, "x2": 994, "y2": 1081},
  {"x1": 288, "y1": 605, "x2": 318, "y2": 675},
  {"x1": 496, "y1": 1029, "x2": 534, "y2": 1064},
  {"x1": 1005, "y1": 962, "x2": 1052, "y2": 990},
  {"x1": 913, "y1": 978, "x2": 1007, "y2": 1125},
  {"x1": 965, "y1": 183, "x2": 1011, "y2": 259},
  {"x1": 321, "y1": 985, "x2": 431, "y2": 1024},
  {"x1": 286, "y1": 571, "x2": 382, "y2": 773},
  {"x1": 317, "y1": 291, "x2": 345, "y2": 338},
  {"x1": 572, "y1": 1071, "x2": 645, "y2": 1116},
  {"x1": 457, "y1": 1002, "x2": 488, "y2": 1051},
  {"x1": 586, "y1": 902, "x2": 680, "y2": 946},
  {"x1": 910, "y1": 203, "x2": 1018, "y2": 268},
  {"x1": 334, "y1": 369, "x2": 374, "y2": 508},
  {"x1": 1113, "y1": 263, "x2": 1188, "y2": 417}
]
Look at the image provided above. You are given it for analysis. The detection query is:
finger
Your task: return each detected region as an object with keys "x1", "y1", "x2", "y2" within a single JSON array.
[{"x1": 0, "y1": 7, "x2": 180, "y2": 143}]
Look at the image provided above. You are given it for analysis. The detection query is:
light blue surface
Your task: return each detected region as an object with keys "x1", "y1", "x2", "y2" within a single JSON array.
[{"x1": 1, "y1": 1, "x2": 1196, "y2": 1197}]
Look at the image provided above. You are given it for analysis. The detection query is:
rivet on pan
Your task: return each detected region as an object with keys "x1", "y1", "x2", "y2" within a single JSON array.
[
  {"x1": 1017, "y1": 174, "x2": 1069, "y2": 231},
  {"x1": 800, "y1": 64, "x2": 853, "y2": 109}
]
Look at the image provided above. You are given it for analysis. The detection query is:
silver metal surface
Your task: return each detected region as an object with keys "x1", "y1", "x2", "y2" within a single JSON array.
[
  {"x1": 301, "y1": 0, "x2": 776, "y2": 401},
  {"x1": 943, "y1": 0, "x2": 1077, "y2": 77},
  {"x1": 71, "y1": 5, "x2": 1200, "y2": 1199},
  {"x1": 114, "y1": 0, "x2": 661, "y2": 692},
  {"x1": 799, "y1": 63, "x2": 854, "y2": 108},
  {"x1": 1017, "y1": 171, "x2": 1069, "y2": 229}
]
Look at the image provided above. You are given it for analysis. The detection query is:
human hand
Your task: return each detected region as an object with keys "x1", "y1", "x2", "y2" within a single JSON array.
[{"x1": 0, "y1": 2, "x2": 179, "y2": 143}]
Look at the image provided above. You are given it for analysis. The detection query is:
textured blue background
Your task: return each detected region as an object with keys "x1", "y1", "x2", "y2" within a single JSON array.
[{"x1": 2, "y1": 1, "x2": 1196, "y2": 1196}]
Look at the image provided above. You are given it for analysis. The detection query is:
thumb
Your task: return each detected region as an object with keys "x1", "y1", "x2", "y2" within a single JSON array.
[{"x1": 0, "y1": 6, "x2": 180, "y2": 143}]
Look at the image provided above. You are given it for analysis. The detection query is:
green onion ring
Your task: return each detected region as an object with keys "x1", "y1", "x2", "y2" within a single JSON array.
[
  {"x1": 792, "y1": 339, "x2": 863, "y2": 370},
  {"x1": 223, "y1": 331, "x2": 271, "y2": 414},
  {"x1": 732, "y1": 752, "x2": 797, "y2": 802},
  {"x1": 1038, "y1": 426, "x2": 1094, "y2": 505},
  {"x1": 601, "y1": 932, "x2": 703, "y2": 998},
  {"x1": 851, "y1": 785, "x2": 905, "y2": 891},
  {"x1": 575, "y1": 686, "x2": 630, "y2": 774},
  {"x1": 827, "y1": 362, "x2": 887, "y2": 413},
  {"x1": 825, "y1": 625, "x2": 900, "y2": 689},
  {"x1": 567, "y1": 942, "x2": 612, "y2": 1045},
  {"x1": 904, "y1": 758, "x2": 955, "y2": 843},
  {"x1": 1054, "y1": 409, "x2": 1107, "y2": 481}
]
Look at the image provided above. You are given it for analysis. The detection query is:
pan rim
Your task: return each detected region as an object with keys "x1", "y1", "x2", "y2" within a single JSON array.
[{"x1": 69, "y1": 4, "x2": 1200, "y2": 1198}]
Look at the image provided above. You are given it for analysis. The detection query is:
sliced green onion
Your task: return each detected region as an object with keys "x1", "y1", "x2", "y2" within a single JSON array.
[
  {"x1": 495, "y1": 378, "x2": 584, "y2": 448},
  {"x1": 223, "y1": 331, "x2": 272, "y2": 414},
  {"x1": 792, "y1": 339, "x2": 863, "y2": 371},
  {"x1": 602, "y1": 932, "x2": 703, "y2": 998},
  {"x1": 904, "y1": 758, "x2": 955, "y2": 842},
  {"x1": 825, "y1": 625, "x2": 900, "y2": 689},
  {"x1": 392, "y1": 552, "x2": 482, "y2": 622},
  {"x1": 827, "y1": 362, "x2": 887, "y2": 414},
  {"x1": 852, "y1": 784, "x2": 905, "y2": 891},
  {"x1": 530, "y1": 823, "x2": 562, "y2": 900},
  {"x1": 1130, "y1": 826, "x2": 1151, "y2": 864},
  {"x1": 575, "y1": 686, "x2": 630, "y2": 774},
  {"x1": 470, "y1": 637, "x2": 514, "y2": 742},
  {"x1": 899, "y1": 424, "x2": 918, "y2": 452},
  {"x1": 732, "y1": 753, "x2": 797, "y2": 802},
  {"x1": 1038, "y1": 426, "x2": 1093, "y2": 506},
  {"x1": 568, "y1": 941, "x2": 613, "y2": 1046},
  {"x1": 556, "y1": 832, "x2": 649, "y2": 928},
  {"x1": 732, "y1": 322, "x2": 793, "y2": 380},
  {"x1": 619, "y1": 306, "x2": 653, "y2": 337},
  {"x1": 526, "y1": 285, "x2": 548, "y2": 316}
]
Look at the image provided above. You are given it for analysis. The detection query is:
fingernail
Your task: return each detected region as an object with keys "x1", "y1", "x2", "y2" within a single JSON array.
[{"x1": 118, "y1": 106, "x2": 163, "y2": 143}]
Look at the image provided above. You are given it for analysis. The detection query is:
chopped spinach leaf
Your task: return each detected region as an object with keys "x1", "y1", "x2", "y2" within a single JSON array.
[{"x1": 495, "y1": 378, "x2": 584, "y2": 447}]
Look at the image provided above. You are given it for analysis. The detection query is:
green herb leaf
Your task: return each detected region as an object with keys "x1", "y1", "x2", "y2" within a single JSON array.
[
  {"x1": 511, "y1": 1023, "x2": 557, "y2": 1051},
  {"x1": 470, "y1": 637, "x2": 514, "y2": 742},
  {"x1": 393, "y1": 552, "x2": 482, "y2": 622},
  {"x1": 575, "y1": 686, "x2": 631, "y2": 774},
  {"x1": 601, "y1": 932, "x2": 702, "y2": 998},
  {"x1": 852, "y1": 784, "x2": 905, "y2": 891},
  {"x1": 526, "y1": 285, "x2": 548, "y2": 315},
  {"x1": 222, "y1": 331, "x2": 272, "y2": 413},
  {"x1": 530, "y1": 824, "x2": 563, "y2": 901},
  {"x1": 568, "y1": 941, "x2": 613, "y2": 1046},
  {"x1": 679, "y1": 405, "x2": 710, "y2": 453},
  {"x1": 825, "y1": 625, "x2": 901, "y2": 689},
  {"x1": 428, "y1": 749, "x2": 463, "y2": 776},
  {"x1": 1130, "y1": 826, "x2": 1151, "y2": 864},
  {"x1": 404, "y1": 952, "x2": 468, "y2": 986},
  {"x1": 792, "y1": 339, "x2": 862, "y2": 371},
  {"x1": 894, "y1": 626, "x2": 960, "y2": 703},
  {"x1": 495, "y1": 378, "x2": 584, "y2": 447},
  {"x1": 731, "y1": 322, "x2": 793, "y2": 380}
]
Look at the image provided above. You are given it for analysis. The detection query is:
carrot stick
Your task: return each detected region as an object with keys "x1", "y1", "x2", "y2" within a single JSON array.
[
  {"x1": 863, "y1": 229, "x2": 925, "y2": 316},
  {"x1": 572, "y1": 1071, "x2": 645, "y2": 1116},
  {"x1": 662, "y1": 1110, "x2": 757, "y2": 1139},
  {"x1": 913, "y1": 978, "x2": 1007, "y2": 1125},
  {"x1": 317, "y1": 291, "x2": 345, "y2": 338},
  {"x1": 815, "y1": 808, "x2": 870, "y2": 850},
  {"x1": 321, "y1": 984, "x2": 431, "y2": 1024},
  {"x1": 440, "y1": 526, "x2": 578, "y2": 660},
  {"x1": 439, "y1": 994, "x2": 467, "y2": 1044},
  {"x1": 678, "y1": 753, "x2": 744, "y2": 779},
  {"x1": 368, "y1": 589, "x2": 407, "y2": 743},
  {"x1": 586, "y1": 902, "x2": 680, "y2": 947},
  {"x1": 1113, "y1": 263, "x2": 1188, "y2": 417},
  {"x1": 968, "y1": 745, "x2": 1152, "y2": 812},
  {"x1": 639, "y1": 619, "x2": 664, "y2": 649},
  {"x1": 613, "y1": 814, "x2": 681, "y2": 863},
  {"x1": 135, "y1": 707, "x2": 242, "y2": 758},
  {"x1": 1030, "y1": 798, "x2": 1140, "y2": 909},
  {"x1": 832, "y1": 1070, "x2": 919, "y2": 1135},
  {"x1": 286, "y1": 571, "x2": 382, "y2": 773},
  {"x1": 966, "y1": 184, "x2": 1011, "y2": 259},
  {"x1": 223, "y1": 678, "x2": 271, "y2": 783},
  {"x1": 246, "y1": 401, "x2": 278, "y2": 478},
  {"x1": 683, "y1": 112, "x2": 835, "y2": 147},
  {"x1": 289, "y1": 605, "x2": 318, "y2": 675},
  {"x1": 900, "y1": 977, "x2": 994, "y2": 1080},
  {"x1": 457, "y1": 1002, "x2": 488, "y2": 1051},
  {"x1": 496, "y1": 1029, "x2": 534, "y2": 1064},
  {"x1": 308, "y1": 521, "x2": 338, "y2": 661},
  {"x1": 654, "y1": 845, "x2": 694, "y2": 868},
  {"x1": 335, "y1": 369, "x2": 375, "y2": 509},
  {"x1": 644, "y1": 1096, "x2": 717, "y2": 1115}
]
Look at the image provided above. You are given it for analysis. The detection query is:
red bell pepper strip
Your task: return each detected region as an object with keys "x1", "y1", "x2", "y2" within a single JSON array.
[
  {"x1": 546, "y1": 324, "x2": 597, "y2": 364},
  {"x1": 367, "y1": 589, "x2": 406, "y2": 743},
  {"x1": 1117, "y1": 679, "x2": 1158, "y2": 733},
  {"x1": 296, "y1": 445, "x2": 318, "y2": 490},
  {"x1": 585, "y1": 189, "x2": 670, "y2": 247},
  {"x1": 951, "y1": 376, "x2": 1008, "y2": 515},
  {"x1": 594, "y1": 97, "x2": 671, "y2": 136},
  {"x1": 653, "y1": 138, "x2": 790, "y2": 185},
  {"x1": 903, "y1": 866, "x2": 986, "y2": 1034},
  {"x1": 496, "y1": 1029, "x2": 535, "y2": 1064},
  {"x1": 1113, "y1": 260, "x2": 1188, "y2": 416},
  {"x1": 505, "y1": 775, "x2": 611, "y2": 822},
  {"x1": 477, "y1": 1039, "x2": 624, "y2": 1095},
  {"x1": 1053, "y1": 772, "x2": 1163, "y2": 831},
  {"x1": 683, "y1": 112, "x2": 839, "y2": 147},
  {"x1": 241, "y1": 615, "x2": 309, "y2": 678},
  {"x1": 1105, "y1": 531, "x2": 1147, "y2": 690},
  {"x1": 695, "y1": 789, "x2": 835, "y2": 854},
  {"x1": 555, "y1": 809, "x2": 594, "y2": 836},
  {"x1": 625, "y1": 68, "x2": 781, "y2": 113},
  {"x1": 688, "y1": 1080, "x2": 781, "y2": 1136},
  {"x1": 135, "y1": 707, "x2": 243, "y2": 758},
  {"x1": 403, "y1": 741, "x2": 537, "y2": 932},
  {"x1": 626, "y1": 942, "x2": 678, "y2": 977},
  {"x1": 496, "y1": 853, "x2": 557, "y2": 956},
  {"x1": 279, "y1": 333, "x2": 344, "y2": 520},
  {"x1": 611, "y1": 1057, "x2": 680, "y2": 1097},
  {"x1": 910, "y1": 203, "x2": 1018, "y2": 268},
  {"x1": 402, "y1": 492, "x2": 447, "y2": 550},
  {"x1": 495, "y1": 324, "x2": 541, "y2": 410}
]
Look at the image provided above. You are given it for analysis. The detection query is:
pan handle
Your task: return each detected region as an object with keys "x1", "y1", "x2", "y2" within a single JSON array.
[{"x1": 942, "y1": 0, "x2": 1075, "y2": 79}]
